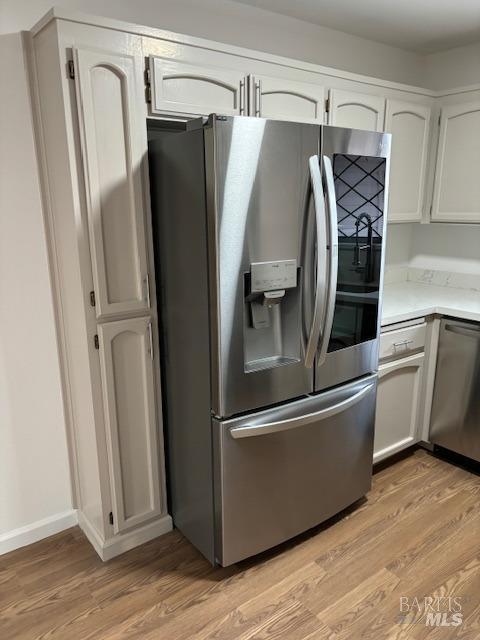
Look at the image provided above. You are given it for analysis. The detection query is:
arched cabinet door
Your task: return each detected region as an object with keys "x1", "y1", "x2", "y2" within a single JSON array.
[
  {"x1": 431, "y1": 101, "x2": 480, "y2": 223},
  {"x1": 97, "y1": 317, "x2": 162, "y2": 533},
  {"x1": 73, "y1": 47, "x2": 151, "y2": 319},
  {"x1": 149, "y1": 57, "x2": 247, "y2": 117},
  {"x1": 385, "y1": 100, "x2": 431, "y2": 222},
  {"x1": 250, "y1": 74, "x2": 326, "y2": 123},
  {"x1": 329, "y1": 89, "x2": 385, "y2": 132},
  {"x1": 374, "y1": 352, "x2": 424, "y2": 463}
]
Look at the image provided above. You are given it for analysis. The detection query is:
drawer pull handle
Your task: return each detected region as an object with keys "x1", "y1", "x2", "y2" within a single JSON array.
[{"x1": 392, "y1": 339, "x2": 413, "y2": 353}]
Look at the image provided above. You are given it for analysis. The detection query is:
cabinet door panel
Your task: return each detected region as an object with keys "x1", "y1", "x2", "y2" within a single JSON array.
[
  {"x1": 374, "y1": 352, "x2": 424, "y2": 463},
  {"x1": 329, "y1": 89, "x2": 385, "y2": 131},
  {"x1": 150, "y1": 57, "x2": 245, "y2": 116},
  {"x1": 432, "y1": 101, "x2": 480, "y2": 222},
  {"x1": 74, "y1": 47, "x2": 150, "y2": 319},
  {"x1": 385, "y1": 100, "x2": 431, "y2": 222},
  {"x1": 252, "y1": 75, "x2": 325, "y2": 123},
  {"x1": 98, "y1": 317, "x2": 162, "y2": 533}
]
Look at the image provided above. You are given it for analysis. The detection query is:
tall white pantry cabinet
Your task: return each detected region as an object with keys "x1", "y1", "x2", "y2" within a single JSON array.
[
  {"x1": 29, "y1": 10, "x2": 480, "y2": 559},
  {"x1": 31, "y1": 22, "x2": 170, "y2": 560}
]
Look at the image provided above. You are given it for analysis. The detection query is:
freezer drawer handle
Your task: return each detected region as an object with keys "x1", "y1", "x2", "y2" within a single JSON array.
[
  {"x1": 445, "y1": 324, "x2": 480, "y2": 339},
  {"x1": 230, "y1": 382, "x2": 375, "y2": 439}
]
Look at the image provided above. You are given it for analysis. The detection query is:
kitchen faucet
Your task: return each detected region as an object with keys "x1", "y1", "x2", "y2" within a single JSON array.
[{"x1": 353, "y1": 213, "x2": 374, "y2": 281}]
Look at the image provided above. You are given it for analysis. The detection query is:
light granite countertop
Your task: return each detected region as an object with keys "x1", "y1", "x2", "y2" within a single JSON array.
[{"x1": 382, "y1": 281, "x2": 480, "y2": 326}]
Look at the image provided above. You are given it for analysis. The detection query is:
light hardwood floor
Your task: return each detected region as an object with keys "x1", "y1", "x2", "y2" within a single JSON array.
[{"x1": 1, "y1": 449, "x2": 479, "y2": 640}]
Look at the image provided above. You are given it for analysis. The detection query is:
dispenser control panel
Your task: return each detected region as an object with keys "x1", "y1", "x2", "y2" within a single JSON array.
[{"x1": 250, "y1": 260, "x2": 297, "y2": 293}]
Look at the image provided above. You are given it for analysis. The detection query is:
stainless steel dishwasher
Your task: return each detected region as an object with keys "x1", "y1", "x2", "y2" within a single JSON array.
[{"x1": 430, "y1": 318, "x2": 480, "y2": 462}]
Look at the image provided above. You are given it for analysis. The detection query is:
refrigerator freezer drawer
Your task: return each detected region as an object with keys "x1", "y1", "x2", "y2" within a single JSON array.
[{"x1": 213, "y1": 374, "x2": 377, "y2": 566}]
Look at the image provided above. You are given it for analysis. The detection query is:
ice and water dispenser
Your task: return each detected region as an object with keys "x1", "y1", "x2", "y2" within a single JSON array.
[{"x1": 243, "y1": 259, "x2": 302, "y2": 373}]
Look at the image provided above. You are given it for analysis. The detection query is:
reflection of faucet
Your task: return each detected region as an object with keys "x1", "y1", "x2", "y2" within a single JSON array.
[{"x1": 353, "y1": 213, "x2": 373, "y2": 281}]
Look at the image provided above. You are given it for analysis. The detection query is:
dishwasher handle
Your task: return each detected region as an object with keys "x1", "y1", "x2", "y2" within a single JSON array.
[{"x1": 445, "y1": 323, "x2": 480, "y2": 339}]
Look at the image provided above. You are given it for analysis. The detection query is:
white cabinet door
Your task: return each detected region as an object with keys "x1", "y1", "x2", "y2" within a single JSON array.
[
  {"x1": 98, "y1": 317, "x2": 162, "y2": 533},
  {"x1": 329, "y1": 89, "x2": 385, "y2": 131},
  {"x1": 251, "y1": 74, "x2": 326, "y2": 123},
  {"x1": 431, "y1": 101, "x2": 480, "y2": 223},
  {"x1": 385, "y1": 100, "x2": 431, "y2": 222},
  {"x1": 73, "y1": 47, "x2": 151, "y2": 319},
  {"x1": 149, "y1": 57, "x2": 246, "y2": 117},
  {"x1": 374, "y1": 352, "x2": 424, "y2": 463}
]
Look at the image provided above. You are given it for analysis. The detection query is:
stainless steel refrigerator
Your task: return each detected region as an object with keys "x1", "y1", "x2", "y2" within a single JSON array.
[{"x1": 148, "y1": 115, "x2": 391, "y2": 566}]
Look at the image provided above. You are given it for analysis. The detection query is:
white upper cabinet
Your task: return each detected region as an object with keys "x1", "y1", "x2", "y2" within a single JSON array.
[
  {"x1": 149, "y1": 57, "x2": 247, "y2": 117},
  {"x1": 431, "y1": 101, "x2": 480, "y2": 223},
  {"x1": 73, "y1": 47, "x2": 151, "y2": 319},
  {"x1": 328, "y1": 89, "x2": 385, "y2": 131},
  {"x1": 384, "y1": 100, "x2": 431, "y2": 223},
  {"x1": 98, "y1": 317, "x2": 162, "y2": 533},
  {"x1": 250, "y1": 74, "x2": 326, "y2": 123}
]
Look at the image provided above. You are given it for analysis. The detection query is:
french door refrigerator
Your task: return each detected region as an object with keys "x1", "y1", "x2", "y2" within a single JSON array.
[{"x1": 148, "y1": 115, "x2": 391, "y2": 566}]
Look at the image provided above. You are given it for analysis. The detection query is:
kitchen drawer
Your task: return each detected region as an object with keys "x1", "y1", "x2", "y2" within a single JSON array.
[{"x1": 380, "y1": 322, "x2": 426, "y2": 360}]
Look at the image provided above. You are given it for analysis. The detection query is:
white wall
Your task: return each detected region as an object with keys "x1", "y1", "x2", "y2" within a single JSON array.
[
  {"x1": 386, "y1": 222, "x2": 480, "y2": 279},
  {"x1": 425, "y1": 41, "x2": 480, "y2": 91},
  {"x1": 0, "y1": 33, "x2": 73, "y2": 550},
  {"x1": 0, "y1": 0, "x2": 426, "y2": 85},
  {"x1": 409, "y1": 224, "x2": 480, "y2": 274},
  {"x1": 385, "y1": 224, "x2": 414, "y2": 270}
]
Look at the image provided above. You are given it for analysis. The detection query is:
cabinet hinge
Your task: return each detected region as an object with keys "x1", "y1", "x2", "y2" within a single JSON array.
[
  {"x1": 89, "y1": 290, "x2": 96, "y2": 307},
  {"x1": 144, "y1": 64, "x2": 152, "y2": 104},
  {"x1": 325, "y1": 96, "x2": 330, "y2": 114},
  {"x1": 68, "y1": 59, "x2": 75, "y2": 80},
  {"x1": 109, "y1": 511, "x2": 114, "y2": 525},
  {"x1": 94, "y1": 334, "x2": 99, "y2": 350}
]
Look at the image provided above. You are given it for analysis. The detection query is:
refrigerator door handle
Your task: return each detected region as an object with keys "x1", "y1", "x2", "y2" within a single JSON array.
[
  {"x1": 304, "y1": 156, "x2": 328, "y2": 368},
  {"x1": 230, "y1": 382, "x2": 375, "y2": 439},
  {"x1": 316, "y1": 155, "x2": 338, "y2": 368}
]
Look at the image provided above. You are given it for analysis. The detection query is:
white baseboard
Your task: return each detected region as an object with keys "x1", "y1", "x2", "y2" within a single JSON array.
[
  {"x1": 77, "y1": 510, "x2": 105, "y2": 558},
  {"x1": 0, "y1": 509, "x2": 78, "y2": 556},
  {"x1": 78, "y1": 511, "x2": 173, "y2": 561},
  {"x1": 0, "y1": 509, "x2": 173, "y2": 560},
  {"x1": 373, "y1": 437, "x2": 416, "y2": 464}
]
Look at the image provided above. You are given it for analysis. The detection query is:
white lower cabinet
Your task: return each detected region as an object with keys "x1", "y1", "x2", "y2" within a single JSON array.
[
  {"x1": 97, "y1": 317, "x2": 162, "y2": 534},
  {"x1": 374, "y1": 351, "x2": 424, "y2": 463}
]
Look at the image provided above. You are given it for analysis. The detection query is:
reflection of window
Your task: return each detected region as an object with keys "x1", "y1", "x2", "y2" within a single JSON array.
[{"x1": 333, "y1": 155, "x2": 386, "y2": 238}]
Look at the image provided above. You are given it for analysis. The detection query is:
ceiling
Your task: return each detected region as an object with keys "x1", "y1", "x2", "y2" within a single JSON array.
[{"x1": 233, "y1": 0, "x2": 480, "y2": 53}]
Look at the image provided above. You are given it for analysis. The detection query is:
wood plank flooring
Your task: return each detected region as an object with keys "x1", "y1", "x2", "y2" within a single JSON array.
[{"x1": 1, "y1": 449, "x2": 479, "y2": 639}]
